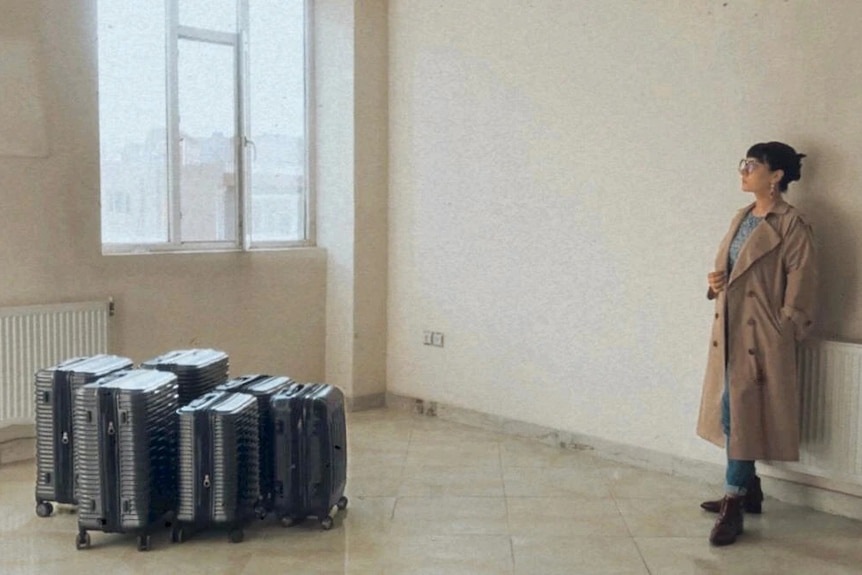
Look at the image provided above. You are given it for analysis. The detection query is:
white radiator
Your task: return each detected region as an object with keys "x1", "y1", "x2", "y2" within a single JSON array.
[
  {"x1": 765, "y1": 339, "x2": 862, "y2": 494},
  {"x1": 0, "y1": 300, "x2": 111, "y2": 427}
]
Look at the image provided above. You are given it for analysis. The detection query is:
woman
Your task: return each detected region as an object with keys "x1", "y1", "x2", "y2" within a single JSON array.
[{"x1": 696, "y1": 141, "x2": 818, "y2": 546}]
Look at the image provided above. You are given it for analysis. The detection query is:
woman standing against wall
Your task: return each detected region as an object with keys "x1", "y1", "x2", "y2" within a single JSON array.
[{"x1": 697, "y1": 141, "x2": 818, "y2": 546}]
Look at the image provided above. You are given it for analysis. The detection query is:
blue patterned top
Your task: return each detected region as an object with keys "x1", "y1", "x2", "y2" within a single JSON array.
[{"x1": 728, "y1": 210, "x2": 763, "y2": 272}]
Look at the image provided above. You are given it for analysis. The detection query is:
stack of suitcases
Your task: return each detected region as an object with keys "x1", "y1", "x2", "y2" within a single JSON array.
[{"x1": 32, "y1": 349, "x2": 348, "y2": 551}]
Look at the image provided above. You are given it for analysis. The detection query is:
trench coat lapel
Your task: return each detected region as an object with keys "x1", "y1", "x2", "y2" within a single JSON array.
[{"x1": 727, "y1": 209, "x2": 782, "y2": 286}]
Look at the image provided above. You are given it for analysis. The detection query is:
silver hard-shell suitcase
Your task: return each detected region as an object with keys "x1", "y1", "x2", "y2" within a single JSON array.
[
  {"x1": 34, "y1": 354, "x2": 134, "y2": 517},
  {"x1": 173, "y1": 390, "x2": 260, "y2": 544},
  {"x1": 271, "y1": 383, "x2": 348, "y2": 530},
  {"x1": 214, "y1": 374, "x2": 294, "y2": 514},
  {"x1": 140, "y1": 348, "x2": 229, "y2": 407},
  {"x1": 73, "y1": 369, "x2": 178, "y2": 551}
]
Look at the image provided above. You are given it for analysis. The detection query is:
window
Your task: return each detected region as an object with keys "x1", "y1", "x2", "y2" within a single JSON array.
[{"x1": 97, "y1": 0, "x2": 310, "y2": 253}]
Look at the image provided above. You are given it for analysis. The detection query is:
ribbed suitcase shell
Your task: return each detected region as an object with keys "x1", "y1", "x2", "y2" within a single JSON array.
[
  {"x1": 271, "y1": 383, "x2": 348, "y2": 529},
  {"x1": 214, "y1": 374, "x2": 293, "y2": 513},
  {"x1": 140, "y1": 348, "x2": 229, "y2": 407},
  {"x1": 74, "y1": 369, "x2": 178, "y2": 550},
  {"x1": 34, "y1": 354, "x2": 134, "y2": 515},
  {"x1": 174, "y1": 391, "x2": 260, "y2": 543}
]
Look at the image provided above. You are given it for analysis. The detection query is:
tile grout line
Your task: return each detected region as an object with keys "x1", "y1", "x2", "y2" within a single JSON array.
[{"x1": 499, "y1": 438, "x2": 517, "y2": 573}]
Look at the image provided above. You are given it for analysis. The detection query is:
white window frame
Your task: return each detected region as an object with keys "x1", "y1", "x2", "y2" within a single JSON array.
[{"x1": 100, "y1": 0, "x2": 314, "y2": 255}]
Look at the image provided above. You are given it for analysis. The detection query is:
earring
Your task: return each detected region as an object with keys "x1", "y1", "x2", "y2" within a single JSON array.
[{"x1": 770, "y1": 182, "x2": 776, "y2": 196}]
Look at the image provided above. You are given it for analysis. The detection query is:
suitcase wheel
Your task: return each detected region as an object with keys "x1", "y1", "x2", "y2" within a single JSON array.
[
  {"x1": 228, "y1": 528, "x2": 244, "y2": 544},
  {"x1": 320, "y1": 516, "x2": 333, "y2": 531},
  {"x1": 75, "y1": 531, "x2": 90, "y2": 550},
  {"x1": 136, "y1": 535, "x2": 151, "y2": 552},
  {"x1": 36, "y1": 502, "x2": 53, "y2": 518},
  {"x1": 337, "y1": 496, "x2": 348, "y2": 511},
  {"x1": 171, "y1": 526, "x2": 185, "y2": 544}
]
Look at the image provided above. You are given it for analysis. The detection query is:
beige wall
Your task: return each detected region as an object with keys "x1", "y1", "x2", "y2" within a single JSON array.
[
  {"x1": 0, "y1": 0, "x2": 327, "y2": 381},
  {"x1": 316, "y1": 0, "x2": 389, "y2": 406},
  {"x1": 387, "y1": 0, "x2": 862, "y2": 466}
]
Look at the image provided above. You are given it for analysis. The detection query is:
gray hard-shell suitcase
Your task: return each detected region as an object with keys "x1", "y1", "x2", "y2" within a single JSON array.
[
  {"x1": 73, "y1": 369, "x2": 179, "y2": 551},
  {"x1": 214, "y1": 374, "x2": 294, "y2": 514},
  {"x1": 34, "y1": 354, "x2": 134, "y2": 517},
  {"x1": 270, "y1": 383, "x2": 348, "y2": 530},
  {"x1": 140, "y1": 348, "x2": 229, "y2": 407},
  {"x1": 172, "y1": 390, "x2": 260, "y2": 544}
]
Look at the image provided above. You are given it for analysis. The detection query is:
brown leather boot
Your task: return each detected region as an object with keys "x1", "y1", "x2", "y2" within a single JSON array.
[
  {"x1": 701, "y1": 475, "x2": 763, "y2": 514},
  {"x1": 709, "y1": 495, "x2": 744, "y2": 546}
]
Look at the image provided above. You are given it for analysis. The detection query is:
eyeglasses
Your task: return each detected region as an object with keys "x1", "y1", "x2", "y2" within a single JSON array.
[{"x1": 738, "y1": 159, "x2": 763, "y2": 174}]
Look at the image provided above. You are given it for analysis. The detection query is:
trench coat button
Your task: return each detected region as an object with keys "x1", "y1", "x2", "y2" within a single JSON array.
[
  {"x1": 713, "y1": 341, "x2": 718, "y2": 347},
  {"x1": 748, "y1": 348, "x2": 756, "y2": 355},
  {"x1": 747, "y1": 318, "x2": 755, "y2": 326},
  {"x1": 715, "y1": 313, "x2": 720, "y2": 319},
  {"x1": 747, "y1": 291, "x2": 756, "y2": 297},
  {"x1": 805, "y1": 320, "x2": 812, "y2": 326}
]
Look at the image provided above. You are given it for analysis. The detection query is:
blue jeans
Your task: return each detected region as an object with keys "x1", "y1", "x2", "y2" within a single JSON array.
[{"x1": 722, "y1": 379, "x2": 755, "y2": 495}]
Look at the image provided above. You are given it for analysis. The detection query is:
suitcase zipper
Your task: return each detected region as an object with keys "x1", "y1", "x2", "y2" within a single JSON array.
[{"x1": 99, "y1": 388, "x2": 120, "y2": 532}]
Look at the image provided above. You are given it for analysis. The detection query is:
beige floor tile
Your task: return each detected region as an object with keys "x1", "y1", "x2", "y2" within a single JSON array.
[
  {"x1": 747, "y1": 499, "x2": 862, "y2": 538},
  {"x1": 390, "y1": 496, "x2": 509, "y2": 535},
  {"x1": 3, "y1": 408, "x2": 862, "y2": 573},
  {"x1": 408, "y1": 422, "x2": 507, "y2": 444},
  {"x1": 347, "y1": 447, "x2": 409, "y2": 474},
  {"x1": 606, "y1": 465, "x2": 718, "y2": 500},
  {"x1": 636, "y1": 535, "x2": 862, "y2": 575},
  {"x1": 506, "y1": 496, "x2": 630, "y2": 537},
  {"x1": 499, "y1": 437, "x2": 603, "y2": 469},
  {"x1": 398, "y1": 464, "x2": 504, "y2": 497},
  {"x1": 503, "y1": 466, "x2": 613, "y2": 498},
  {"x1": 512, "y1": 535, "x2": 649, "y2": 574},
  {"x1": 406, "y1": 438, "x2": 502, "y2": 468},
  {"x1": 0, "y1": 503, "x2": 39, "y2": 532},
  {"x1": 383, "y1": 534, "x2": 515, "y2": 575},
  {"x1": 345, "y1": 467, "x2": 404, "y2": 497},
  {"x1": 615, "y1": 497, "x2": 715, "y2": 537}
]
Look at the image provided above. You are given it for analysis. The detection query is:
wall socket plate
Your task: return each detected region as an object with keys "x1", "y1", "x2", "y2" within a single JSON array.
[{"x1": 423, "y1": 330, "x2": 444, "y2": 347}]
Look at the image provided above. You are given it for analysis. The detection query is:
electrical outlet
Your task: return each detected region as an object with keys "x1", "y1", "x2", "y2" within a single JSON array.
[
  {"x1": 423, "y1": 331, "x2": 433, "y2": 345},
  {"x1": 431, "y1": 332, "x2": 444, "y2": 347}
]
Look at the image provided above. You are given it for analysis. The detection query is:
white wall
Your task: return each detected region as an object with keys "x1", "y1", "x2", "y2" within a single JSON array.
[
  {"x1": 388, "y1": 0, "x2": 862, "y2": 466},
  {"x1": 315, "y1": 0, "x2": 389, "y2": 406}
]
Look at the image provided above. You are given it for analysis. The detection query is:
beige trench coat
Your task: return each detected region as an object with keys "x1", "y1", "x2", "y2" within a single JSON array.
[{"x1": 697, "y1": 200, "x2": 818, "y2": 461}]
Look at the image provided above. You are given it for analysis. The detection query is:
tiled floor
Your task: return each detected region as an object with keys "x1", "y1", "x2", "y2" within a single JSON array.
[{"x1": 3, "y1": 408, "x2": 862, "y2": 574}]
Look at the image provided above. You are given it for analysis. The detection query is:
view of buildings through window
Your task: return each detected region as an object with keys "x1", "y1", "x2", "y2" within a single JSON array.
[{"x1": 97, "y1": 1, "x2": 307, "y2": 251}]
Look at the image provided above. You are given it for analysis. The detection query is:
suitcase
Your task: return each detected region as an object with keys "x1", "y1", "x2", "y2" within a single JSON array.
[
  {"x1": 34, "y1": 354, "x2": 134, "y2": 518},
  {"x1": 172, "y1": 390, "x2": 260, "y2": 544},
  {"x1": 214, "y1": 375, "x2": 294, "y2": 515},
  {"x1": 140, "y1": 348, "x2": 229, "y2": 407},
  {"x1": 73, "y1": 369, "x2": 179, "y2": 551},
  {"x1": 270, "y1": 383, "x2": 348, "y2": 530}
]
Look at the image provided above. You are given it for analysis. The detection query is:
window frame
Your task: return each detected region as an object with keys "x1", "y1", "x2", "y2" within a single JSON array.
[{"x1": 99, "y1": 0, "x2": 314, "y2": 255}]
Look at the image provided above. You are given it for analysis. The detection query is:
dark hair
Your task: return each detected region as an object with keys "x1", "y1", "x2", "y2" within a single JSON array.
[{"x1": 746, "y1": 141, "x2": 806, "y2": 192}]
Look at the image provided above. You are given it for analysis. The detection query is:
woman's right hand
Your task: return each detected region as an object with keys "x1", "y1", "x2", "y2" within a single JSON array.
[{"x1": 707, "y1": 270, "x2": 727, "y2": 294}]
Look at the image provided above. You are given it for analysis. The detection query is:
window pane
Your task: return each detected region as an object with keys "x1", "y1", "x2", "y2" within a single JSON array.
[
  {"x1": 177, "y1": 39, "x2": 237, "y2": 243},
  {"x1": 248, "y1": 0, "x2": 306, "y2": 243},
  {"x1": 180, "y1": 0, "x2": 236, "y2": 33},
  {"x1": 98, "y1": 1, "x2": 168, "y2": 244}
]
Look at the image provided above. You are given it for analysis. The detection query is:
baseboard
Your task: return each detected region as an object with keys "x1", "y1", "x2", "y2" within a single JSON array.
[
  {"x1": 385, "y1": 392, "x2": 862, "y2": 522},
  {"x1": 0, "y1": 424, "x2": 35, "y2": 466},
  {"x1": 347, "y1": 392, "x2": 386, "y2": 412}
]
